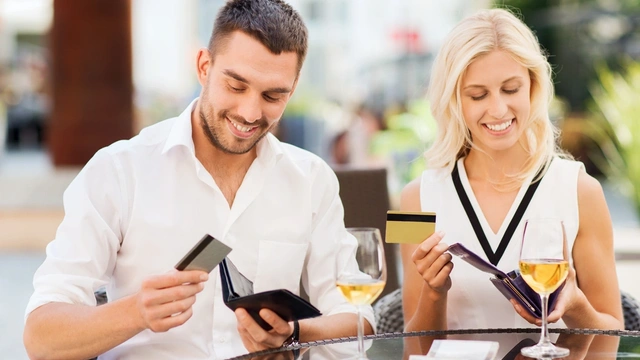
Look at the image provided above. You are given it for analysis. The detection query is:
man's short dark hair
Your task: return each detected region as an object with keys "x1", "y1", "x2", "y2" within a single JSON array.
[{"x1": 208, "y1": 0, "x2": 308, "y2": 73}]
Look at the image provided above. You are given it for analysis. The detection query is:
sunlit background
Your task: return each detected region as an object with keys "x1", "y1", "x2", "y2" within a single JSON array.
[{"x1": 1, "y1": 0, "x2": 639, "y2": 358}]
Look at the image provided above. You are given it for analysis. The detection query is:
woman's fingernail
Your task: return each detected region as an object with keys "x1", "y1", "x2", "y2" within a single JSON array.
[{"x1": 437, "y1": 231, "x2": 446, "y2": 237}]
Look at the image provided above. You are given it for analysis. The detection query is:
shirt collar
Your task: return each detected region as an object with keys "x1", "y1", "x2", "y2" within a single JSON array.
[
  {"x1": 257, "y1": 133, "x2": 284, "y2": 167},
  {"x1": 161, "y1": 98, "x2": 284, "y2": 166},
  {"x1": 161, "y1": 98, "x2": 198, "y2": 155}
]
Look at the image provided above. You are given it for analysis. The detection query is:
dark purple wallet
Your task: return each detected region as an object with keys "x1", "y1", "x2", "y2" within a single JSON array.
[{"x1": 447, "y1": 243, "x2": 563, "y2": 319}]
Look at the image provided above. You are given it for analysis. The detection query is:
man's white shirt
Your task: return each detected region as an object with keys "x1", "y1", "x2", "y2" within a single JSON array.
[{"x1": 26, "y1": 99, "x2": 375, "y2": 359}]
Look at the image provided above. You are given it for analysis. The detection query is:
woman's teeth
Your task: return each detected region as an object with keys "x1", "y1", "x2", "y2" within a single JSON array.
[{"x1": 485, "y1": 119, "x2": 513, "y2": 131}]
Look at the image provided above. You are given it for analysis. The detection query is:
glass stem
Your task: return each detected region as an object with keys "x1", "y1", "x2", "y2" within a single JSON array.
[
  {"x1": 357, "y1": 305, "x2": 365, "y2": 358},
  {"x1": 539, "y1": 293, "x2": 552, "y2": 346}
]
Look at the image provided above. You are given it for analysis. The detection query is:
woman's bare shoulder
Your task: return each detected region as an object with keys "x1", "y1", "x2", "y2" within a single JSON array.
[{"x1": 576, "y1": 170, "x2": 606, "y2": 209}]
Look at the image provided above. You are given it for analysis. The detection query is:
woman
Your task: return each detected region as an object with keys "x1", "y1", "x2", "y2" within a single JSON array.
[{"x1": 400, "y1": 8, "x2": 623, "y2": 358}]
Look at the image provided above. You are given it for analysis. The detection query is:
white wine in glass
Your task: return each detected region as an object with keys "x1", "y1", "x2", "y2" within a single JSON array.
[
  {"x1": 519, "y1": 260, "x2": 569, "y2": 294},
  {"x1": 336, "y1": 279, "x2": 386, "y2": 305},
  {"x1": 519, "y1": 218, "x2": 570, "y2": 358},
  {"x1": 336, "y1": 227, "x2": 387, "y2": 360}
]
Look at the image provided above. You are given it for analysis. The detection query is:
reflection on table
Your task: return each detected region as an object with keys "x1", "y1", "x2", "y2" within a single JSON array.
[{"x1": 229, "y1": 328, "x2": 640, "y2": 360}]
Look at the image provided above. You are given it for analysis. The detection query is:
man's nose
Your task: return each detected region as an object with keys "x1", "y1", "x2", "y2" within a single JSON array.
[{"x1": 236, "y1": 95, "x2": 262, "y2": 123}]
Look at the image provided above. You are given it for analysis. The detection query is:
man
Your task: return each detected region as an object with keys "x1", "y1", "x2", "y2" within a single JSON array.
[{"x1": 23, "y1": 1, "x2": 375, "y2": 359}]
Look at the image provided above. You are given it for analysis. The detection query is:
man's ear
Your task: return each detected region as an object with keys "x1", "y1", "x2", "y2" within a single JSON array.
[{"x1": 196, "y1": 48, "x2": 212, "y2": 87}]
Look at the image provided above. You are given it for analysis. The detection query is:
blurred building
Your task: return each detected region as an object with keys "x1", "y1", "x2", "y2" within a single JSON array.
[
  {"x1": 164, "y1": 0, "x2": 492, "y2": 120},
  {"x1": 0, "y1": 0, "x2": 52, "y2": 152},
  {"x1": 0, "y1": 1, "x2": 51, "y2": 65},
  {"x1": 284, "y1": 0, "x2": 491, "y2": 107},
  {"x1": 0, "y1": 0, "x2": 491, "y2": 165}
]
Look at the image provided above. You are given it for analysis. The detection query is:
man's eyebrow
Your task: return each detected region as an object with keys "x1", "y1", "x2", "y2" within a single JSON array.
[
  {"x1": 222, "y1": 69, "x2": 249, "y2": 84},
  {"x1": 222, "y1": 69, "x2": 292, "y2": 94},
  {"x1": 266, "y1": 87, "x2": 293, "y2": 94}
]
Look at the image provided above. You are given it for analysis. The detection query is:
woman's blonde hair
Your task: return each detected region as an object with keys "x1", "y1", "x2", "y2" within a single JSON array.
[{"x1": 425, "y1": 8, "x2": 567, "y2": 186}]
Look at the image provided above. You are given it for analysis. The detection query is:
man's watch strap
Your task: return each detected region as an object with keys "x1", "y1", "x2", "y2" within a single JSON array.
[{"x1": 282, "y1": 319, "x2": 300, "y2": 347}]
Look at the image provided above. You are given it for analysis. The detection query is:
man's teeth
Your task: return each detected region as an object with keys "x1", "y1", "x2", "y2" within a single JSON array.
[
  {"x1": 231, "y1": 121, "x2": 254, "y2": 132},
  {"x1": 486, "y1": 119, "x2": 513, "y2": 131}
]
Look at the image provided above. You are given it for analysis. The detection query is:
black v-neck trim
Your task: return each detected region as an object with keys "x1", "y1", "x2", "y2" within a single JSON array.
[{"x1": 451, "y1": 161, "x2": 548, "y2": 266}]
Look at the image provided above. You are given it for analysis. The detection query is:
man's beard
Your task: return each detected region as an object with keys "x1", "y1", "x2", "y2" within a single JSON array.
[{"x1": 199, "y1": 108, "x2": 272, "y2": 155}]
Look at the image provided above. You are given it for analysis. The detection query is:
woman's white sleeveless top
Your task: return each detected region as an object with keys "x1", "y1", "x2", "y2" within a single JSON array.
[{"x1": 419, "y1": 157, "x2": 584, "y2": 356}]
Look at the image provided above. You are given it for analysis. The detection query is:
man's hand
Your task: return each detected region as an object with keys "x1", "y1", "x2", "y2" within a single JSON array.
[
  {"x1": 235, "y1": 308, "x2": 294, "y2": 352},
  {"x1": 135, "y1": 270, "x2": 208, "y2": 332}
]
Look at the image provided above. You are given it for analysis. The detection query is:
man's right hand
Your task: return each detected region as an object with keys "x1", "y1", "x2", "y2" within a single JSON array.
[{"x1": 135, "y1": 270, "x2": 208, "y2": 332}]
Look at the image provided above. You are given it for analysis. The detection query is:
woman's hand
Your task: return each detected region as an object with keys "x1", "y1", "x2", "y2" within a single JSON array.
[
  {"x1": 510, "y1": 266, "x2": 586, "y2": 325},
  {"x1": 547, "y1": 267, "x2": 587, "y2": 323},
  {"x1": 411, "y1": 231, "x2": 453, "y2": 295}
]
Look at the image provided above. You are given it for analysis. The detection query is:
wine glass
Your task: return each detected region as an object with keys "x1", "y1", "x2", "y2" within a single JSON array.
[
  {"x1": 336, "y1": 227, "x2": 387, "y2": 360},
  {"x1": 519, "y1": 218, "x2": 570, "y2": 358}
]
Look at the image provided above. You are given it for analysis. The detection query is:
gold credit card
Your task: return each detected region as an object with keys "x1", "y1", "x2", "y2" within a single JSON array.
[{"x1": 385, "y1": 211, "x2": 437, "y2": 244}]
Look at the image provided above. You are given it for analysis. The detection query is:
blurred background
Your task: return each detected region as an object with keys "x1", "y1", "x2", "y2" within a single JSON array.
[{"x1": 1, "y1": 0, "x2": 639, "y2": 358}]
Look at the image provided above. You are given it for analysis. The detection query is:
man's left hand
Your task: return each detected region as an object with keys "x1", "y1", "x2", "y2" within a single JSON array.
[{"x1": 235, "y1": 308, "x2": 294, "y2": 352}]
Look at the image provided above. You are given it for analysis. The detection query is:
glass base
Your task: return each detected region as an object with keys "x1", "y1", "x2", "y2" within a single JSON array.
[{"x1": 521, "y1": 343, "x2": 570, "y2": 359}]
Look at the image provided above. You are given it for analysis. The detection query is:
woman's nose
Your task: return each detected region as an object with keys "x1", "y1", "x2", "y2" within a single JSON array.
[{"x1": 487, "y1": 95, "x2": 508, "y2": 119}]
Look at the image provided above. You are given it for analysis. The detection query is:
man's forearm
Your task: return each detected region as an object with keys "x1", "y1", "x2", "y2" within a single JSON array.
[
  {"x1": 299, "y1": 313, "x2": 373, "y2": 343},
  {"x1": 24, "y1": 295, "x2": 144, "y2": 360}
]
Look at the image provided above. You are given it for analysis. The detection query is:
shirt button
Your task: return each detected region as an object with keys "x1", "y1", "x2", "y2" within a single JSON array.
[{"x1": 218, "y1": 338, "x2": 226, "y2": 343}]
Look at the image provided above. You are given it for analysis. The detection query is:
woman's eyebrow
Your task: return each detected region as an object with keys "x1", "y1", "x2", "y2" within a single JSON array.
[{"x1": 463, "y1": 76, "x2": 524, "y2": 90}]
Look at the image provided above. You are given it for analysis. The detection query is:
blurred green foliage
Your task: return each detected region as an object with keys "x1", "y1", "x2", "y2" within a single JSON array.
[
  {"x1": 493, "y1": 0, "x2": 640, "y2": 112},
  {"x1": 585, "y1": 60, "x2": 640, "y2": 218},
  {"x1": 370, "y1": 99, "x2": 436, "y2": 191},
  {"x1": 282, "y1": 91, "x2": 319, "y2": 118},
  {"x1": 617, "y1": 336, "x2": 640, "y2": 356}
]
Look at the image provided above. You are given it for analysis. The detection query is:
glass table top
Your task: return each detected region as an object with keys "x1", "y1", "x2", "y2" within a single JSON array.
[{"x1": 228, "y1": 328, "x2": 640, "y2": 360}]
